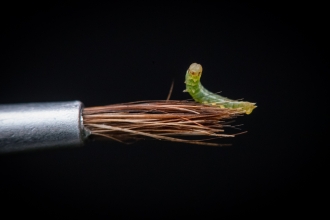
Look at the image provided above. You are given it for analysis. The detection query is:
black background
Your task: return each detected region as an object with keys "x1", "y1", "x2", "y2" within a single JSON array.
[{"x1": 0, "y1": 2, "x2": 328, "y2": 218}]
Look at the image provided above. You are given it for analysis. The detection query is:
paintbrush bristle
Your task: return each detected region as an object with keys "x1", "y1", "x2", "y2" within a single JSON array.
[{"x1": 83, "y1": 100, "x2": 245, "y2": 146}]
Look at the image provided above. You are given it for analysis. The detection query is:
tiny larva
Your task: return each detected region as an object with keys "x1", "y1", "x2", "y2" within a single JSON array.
[{"x1": 184, "y1": 63, "x2": 257, "y2": 114}]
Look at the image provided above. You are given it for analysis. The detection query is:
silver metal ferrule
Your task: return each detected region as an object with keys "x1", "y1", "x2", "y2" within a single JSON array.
[{"x1": 0, "y1": 101, "x2": 86, "y2": 153}]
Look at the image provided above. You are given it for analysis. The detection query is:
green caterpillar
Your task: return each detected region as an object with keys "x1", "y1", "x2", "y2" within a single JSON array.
[{"x1": 184, "y1": 63, "x2": 256, "y2": 114}]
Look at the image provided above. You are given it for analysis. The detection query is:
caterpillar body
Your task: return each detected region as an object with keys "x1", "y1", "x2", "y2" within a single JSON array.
[{"x1": 184, "y1": 63, "x2": 257, "y2": 114}]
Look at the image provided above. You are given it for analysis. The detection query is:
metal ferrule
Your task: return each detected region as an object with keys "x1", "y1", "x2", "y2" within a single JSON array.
[{"x1": 0, "y1": 101, "x2": 87, "y2": 153}]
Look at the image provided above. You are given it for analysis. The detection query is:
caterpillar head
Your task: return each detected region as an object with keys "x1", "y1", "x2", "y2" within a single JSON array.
[{"x1": 187, "y1": 63, "x2": 203, "y2": 80}]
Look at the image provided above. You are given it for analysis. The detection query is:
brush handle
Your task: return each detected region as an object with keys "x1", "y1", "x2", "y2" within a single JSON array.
[{"x1": 0, "y1": 101, "x2": 88, "y2": 153}]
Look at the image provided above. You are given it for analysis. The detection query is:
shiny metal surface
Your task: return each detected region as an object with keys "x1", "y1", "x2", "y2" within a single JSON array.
[{"x1": 0, "y1": 101, "x2": 85, "y2": 153}]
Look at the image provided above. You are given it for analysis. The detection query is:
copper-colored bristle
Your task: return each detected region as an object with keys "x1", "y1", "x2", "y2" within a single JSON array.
[{"x1": 83, "y1": 100, "x2": 245, "y2": 146}]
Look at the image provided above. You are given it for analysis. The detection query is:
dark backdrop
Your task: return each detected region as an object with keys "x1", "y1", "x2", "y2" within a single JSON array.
[{"x1": 0, "y1": 2, "x2": 327, "y2": 218}]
